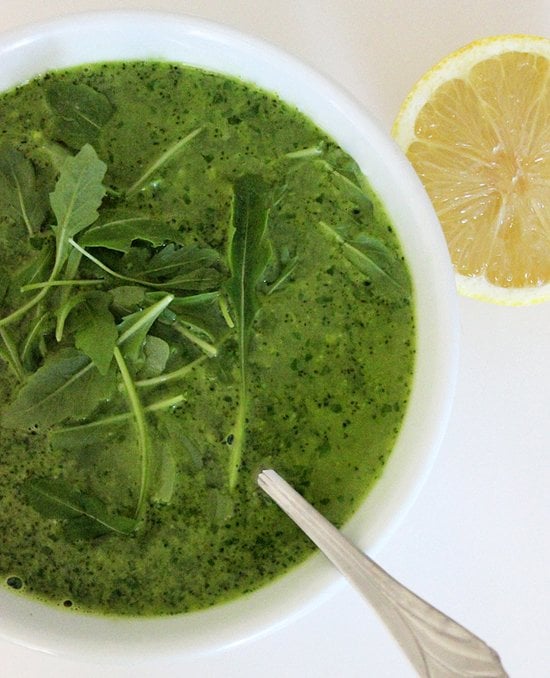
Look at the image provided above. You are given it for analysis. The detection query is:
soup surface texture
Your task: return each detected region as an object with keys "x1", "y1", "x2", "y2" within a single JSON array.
[{"x1": 0, "y1": 61, "x2": 414, "y2": 616}]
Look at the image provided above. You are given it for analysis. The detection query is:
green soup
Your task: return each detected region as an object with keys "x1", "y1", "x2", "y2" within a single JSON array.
[{"x1": 0, "y1": 61, "x2": 415, "y2": 616}]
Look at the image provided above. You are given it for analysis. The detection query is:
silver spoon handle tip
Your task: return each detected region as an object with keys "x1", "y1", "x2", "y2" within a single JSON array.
[{"x1": 258, "y1": 469, "x2": 508, "y2": 678}]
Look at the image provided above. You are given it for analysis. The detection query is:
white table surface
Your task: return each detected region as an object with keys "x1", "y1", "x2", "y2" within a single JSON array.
[{"x1": 0, "y1": 1, "x2": 548, "y2": 676}]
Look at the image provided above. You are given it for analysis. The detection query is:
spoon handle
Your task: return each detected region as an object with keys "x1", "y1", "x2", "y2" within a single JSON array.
[{"x1": 258, "y1": 469, "x2": 508, "y2": 678}]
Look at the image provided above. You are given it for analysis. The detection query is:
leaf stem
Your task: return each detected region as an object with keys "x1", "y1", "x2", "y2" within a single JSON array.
[
  {"x1": 113, "y1": 346, "x2": 151, "y2": 522},
  {"x1": 0, "y1": 284, "x2": 50, "y2": 329},
  {"x1": 21, "y1": 312, "x2": 50, "y2": 367},
  {"x1": 174, "y1": 323, "x2": 218, "y2": 357},
  {"x1": 135, "y1": 354, "x2": 208, "y2": 388},
  {"x1": 0, "y1": 328, "x2": 25, "y2": 381},
  {"x1": 125, "y1": 127, "x2": 203, "y2": 197},
  {"x1": 228, "y1": 375, "x2": 247, "y2": 491},
  {"x1": 266, "y1": 256, "x2": 299, "y2": 295},
  {"x1": 283, "y1": 145, "x2": 323, "y2": 159},
  {"x1": 50, "y1": 393, "x2": 185, "y2": 438},
  {"x1": 14, "y1": 177, "x2": 35, "y2": 238},
  {"x1": 218, "y1": 294, "x2": 235, "y2": 328},
  {"x1": 68, "y1": 237, "x2": 142, "y2": 284},
  {"x1": 22, "y1": 278, "x2": 104, "y2": 292},
  {"x1": 117, "y1": 294, "x2": 174, "y2": 347}
]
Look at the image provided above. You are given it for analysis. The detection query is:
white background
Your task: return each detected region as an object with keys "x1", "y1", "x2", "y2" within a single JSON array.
[{"x1": 0, "y1": 1, "x2": 548, "y2": 676}]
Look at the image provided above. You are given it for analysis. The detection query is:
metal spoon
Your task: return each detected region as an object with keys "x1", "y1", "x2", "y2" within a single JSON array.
[{"x1": 258, "y1": 469, "x2": 508, "y2": 678}]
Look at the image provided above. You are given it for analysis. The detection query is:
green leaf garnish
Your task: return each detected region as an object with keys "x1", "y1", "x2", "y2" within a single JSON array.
[
  {"x1": 0, "y1": 144, "x2": 108, "y2": 330},
  {"x1": 2, "y1": 348, "x2": 115, "y2": 430},
  {"x1": 224, "y1": 174, "x2": 271, "y2": 490},
  {"x1": 22, "y1": 477, "x2": 137, "y2": 538},
  {"x1": 113, "y1": 346, "x2": 150, "y2": 521},
  {"x1": 45, "y1": 81, "x2": 114, "y2": 150},
  {"x1": 69, "y1": 238, "x2": 222, "y2": 292},
  {"x1": 319, "y1": 221, "x2": 409, "y2": 297},
  {"x1": 14, "y1": 242, "x2": 55, "y2": 291},
  {"x1": 140, "y1": 335, "x2": 170, "y2": 378},
  {"x1": 49, "y1": 144, "x2": 107, "y2": 277},
  {"x1": 109, "y1": 285, "x2": 147, "y2": 315},
  {"x1": 0, "y1": 144, "x2": 47, "y2": 235},
  {"x1": 153, "y1": 291, "x2": 226, "y2": 347},
  {"x1": 125, "y1": 127, "x2": 202, "y2": 197},
  {"x1": 48, "y1": 394, "x2": 185, "y2": 448},
  {"x1": 150, "y1": 446, "x2": 177, "y2": 505},
  {"x1": 140, "y1": 244, "x2": 222, "y2": 291},
  {"x1": 68, "y1": 291, "x2": 118, "y2": 375},
  {"x1": 20, "y1": 311, "x2": 52, "y2": 373},
  {"x1": 80, "y1": 214, "x2": 186, "y2": 253},
  {"x1": 133, "y1": 352, "x2": 207, "y2": 388},
  {"x1": 0, "y1": 141, "x2": 281, "y2": 536},
  {"x1": 117, "y1": 293, "x2": 174, "y2": 362},
  {"x1": 0, "y1": 327, "x2": 25, "y2": 381},
  {"x1": 0, "y1": 121, "x2": 244, "y2": 538}
]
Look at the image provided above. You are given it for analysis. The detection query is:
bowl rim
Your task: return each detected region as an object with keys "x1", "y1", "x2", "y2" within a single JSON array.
[{"x1": 0, "y1": 8, "x2": 460, "y2": 662}]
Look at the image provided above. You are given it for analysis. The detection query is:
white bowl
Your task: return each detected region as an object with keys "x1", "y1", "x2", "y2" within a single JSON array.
[{"x1": 0, "y1": 10, "x2": 459, "y2": 663}]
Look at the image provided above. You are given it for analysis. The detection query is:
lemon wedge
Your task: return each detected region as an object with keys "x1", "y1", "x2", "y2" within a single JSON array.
[{"x1": 393, "y1": 35, "x2": 550, "y2": 305}]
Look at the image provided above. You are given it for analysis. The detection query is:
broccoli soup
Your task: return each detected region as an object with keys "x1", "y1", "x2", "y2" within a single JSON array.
[{"x1": 0, "y1": 61, "x2": 414, "y2": 616}]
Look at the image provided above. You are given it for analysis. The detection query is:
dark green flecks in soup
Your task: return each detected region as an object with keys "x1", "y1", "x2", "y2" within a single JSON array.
[{"x1": 0, "y1": 61, "x2": 414, "y2": 616}]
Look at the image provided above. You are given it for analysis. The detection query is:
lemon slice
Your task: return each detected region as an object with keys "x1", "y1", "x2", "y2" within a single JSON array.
[{"x1": 392, "y1": 35, "x2": 550, "y2": 305}]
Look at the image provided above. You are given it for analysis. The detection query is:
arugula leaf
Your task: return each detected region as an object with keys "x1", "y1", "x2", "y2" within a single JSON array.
[
  {"x1": 20, "y1": 311, "x2": 53, "y2": 373},
  {"x1": 31, "y1": 131, "x2": 72, "y2": 172},
  {"x1": 117, "y1": 294, "x2": 174, "y2": 362},
  {"x1": 50, "y1": 144, "x2": 107, "y2": 277},
  {"x1": 0, "y1": 146, "x2": 106, "y2": 330},
  {"x1": 152, "y1": 292, "x2": 226, "y2": 359},
  {"x1": 317, "y1": 157, "x2": 367, "y2": 193},
  {"x1": 67, "y1": 291, "x2": 117, "y2": 375},
  {"x1": 13, "y1": 243, "x2": 54, "y2": 291},
  {"x1": 319, "y1": 221, "x2": 409, "y2": 297},
  {"x1": 226, "y1": 175, "x2": 271, "y2": 355},
  {"x1": 22, "y1": 477, "x2": 137, "y2": 538},
  {"x1": 55, "y1": 289, "x2": 87, "y2": 342},
  {"x1": 0, "y1": 133, "x2": 239, "y2": 534},
  {"x1": 80, "y1": 214, "x2": 186, "y2": 253},
  {"x1": 150, "y1": 445, "x2": 176, "y2": 505},
  {"x1": 165, "y1": 291, "x2": 220, "y2": 307},
  {"x1": 45, "y1": 81, "x2": 114, "y2": 150},
  {"x1": 140, "y1": 335, "x2": 170, "y2": 378},
  {"x1": 54, "y1": 246, "x2": 84, "y2": 340},
  {"x1": 140, "y1": 244, "x2": 222, "y2": 291},
  {"x1": 224, "y1": 174, "x2": 271, "y2": 489},
  {"x1": 125, "y1": 127, "x2": 202, "y2": 197},
  {"x1": 134, "y1": 352, "x2": 207, "y2": 388},
  {"x1": 113, "y1": 346, "x2": 150, "y2": 521},
  {"x1": 174, "y1": 323, "x2": 218, "y2": 357},
  {"x1": 145, "y1": 244, "x2": 218, "y2": 277},
  {"x1": 69, "y1": 239, "x2": 222, "y2": 292},
  {"x1": 346, "y1": 233, "x2": 409, "y2": 291},
  {"x1": 53, "y1": 243, "x2": 93, "y2": 342},
  {"x1": 2, "y1": 348, "x2": 115, "y2": 430},
  {"x1": 48, "y1": 394, "x2": 185, "y2": 450},
  {"x1": 151, "y1": 291, "x2": 225, "y2": 342},
  {"x1": 110, "y1": 285, "x2": 147, "y2": 315},
  {"x1": 0, "y1": 327, "x2": 25, "y2": 380},
  {"x1": 0, "y1": 144, "x2": 47, "y2": 235},
  {"x1": 179, "y1": 433, "x2": 204, "y2": 472},
  {"x1": 265, "y1": 248, "x2": 299, "y2": 295}
]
